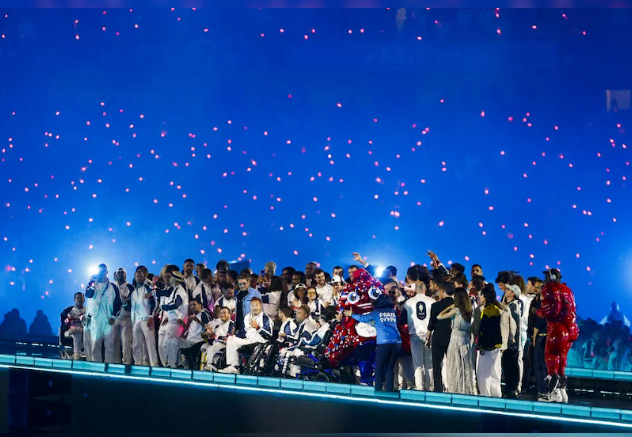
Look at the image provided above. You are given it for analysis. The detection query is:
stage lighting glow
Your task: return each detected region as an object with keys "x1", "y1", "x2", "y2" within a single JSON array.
[
  {"x1": 375, "y1": 266, "x2": 385, "y2": 277},
  {"x1": 88, "y1": 265, "x2": 100, "y2": 276}
]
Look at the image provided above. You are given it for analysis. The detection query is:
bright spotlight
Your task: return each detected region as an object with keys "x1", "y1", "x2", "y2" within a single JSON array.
[
  {"x1": 375, "y1": 266, "x2": 385, "y2": 278},
  {"x1": 88, "y1": 265, "x2": 100, "y2": 276}
]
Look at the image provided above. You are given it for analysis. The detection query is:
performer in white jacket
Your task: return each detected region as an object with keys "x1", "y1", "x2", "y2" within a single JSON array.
[
  {"x1": 84, "y1": 264, "x2": 122, "y2": 363},
  {"x1": 166, "y1": 299, "x2": 213, "y2": 368},
  {"x1": 204, "y1": 307, "x2": 235, "y2": 371},
  {"x1": 156, "y1": 268, "x2": 189, "y2": 368},
  {"x1": 131, "y1": 266, "x2": 159, "y2": 367},
  {"x1": 113, "y1": 268, "x2": 134, "y2": 364},
  {"x1": 192, "y1": 269, "x2": 216, "y2": 314},
  {"x1": 219, "y1": 297, "x2": 272, "y2": 374}
]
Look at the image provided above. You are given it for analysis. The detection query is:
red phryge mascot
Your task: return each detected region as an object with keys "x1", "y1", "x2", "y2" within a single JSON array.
[
  {"x1": 537, "y1": 268, "x2": 579, "y2": 403},
  {"x1": 324, "y1": 268, "x2": 380, "y2": 384}
]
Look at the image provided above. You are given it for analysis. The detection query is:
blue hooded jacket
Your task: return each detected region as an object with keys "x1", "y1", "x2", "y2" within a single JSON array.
[{"x1": 351, "y1": 294, "x2": 401, "y2": 345}]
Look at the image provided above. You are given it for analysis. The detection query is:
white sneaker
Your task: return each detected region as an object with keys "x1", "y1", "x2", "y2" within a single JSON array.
[
  {"x1": 560, "y1": 388, "x2": 568, "y2": 404},
  {"x1": 206, "y1": 365, "x2": 217, "y2": 372},
  {"x1": 538, "y1": 389, "x2": 562, "y2": 403},
  {"x1": 218, "y1": 366, "x2": 239, "y2": 374}
]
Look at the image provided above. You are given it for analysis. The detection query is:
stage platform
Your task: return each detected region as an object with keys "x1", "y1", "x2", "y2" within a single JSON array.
[{"x1": 0, "y1": 353, "x2": 631, "y2": 434}]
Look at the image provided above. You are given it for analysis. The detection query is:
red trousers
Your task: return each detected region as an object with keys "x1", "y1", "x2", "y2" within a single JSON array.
[{"x1": 544, "y1": 321, "x2": 574, "y2": 376}]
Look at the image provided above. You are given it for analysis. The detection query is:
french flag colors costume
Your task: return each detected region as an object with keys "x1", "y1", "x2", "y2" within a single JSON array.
[{"x1": 324, "y1": 268, "x2": 379, "y2": 383}]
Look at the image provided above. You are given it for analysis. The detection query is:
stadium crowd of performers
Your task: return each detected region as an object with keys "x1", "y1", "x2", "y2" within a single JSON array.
[{"x1": 60, "y1": 251, "x2": 578, "y2": 403}]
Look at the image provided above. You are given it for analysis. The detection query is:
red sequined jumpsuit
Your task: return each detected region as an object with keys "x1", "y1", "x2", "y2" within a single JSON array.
[{"x1": 537, "y1": 281, "x2": 579, "y2": 388}]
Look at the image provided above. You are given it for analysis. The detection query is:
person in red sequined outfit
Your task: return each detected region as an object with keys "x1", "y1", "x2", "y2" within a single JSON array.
[{"x1": 537, "y1": 268, "x2": 579, "y2": 403}]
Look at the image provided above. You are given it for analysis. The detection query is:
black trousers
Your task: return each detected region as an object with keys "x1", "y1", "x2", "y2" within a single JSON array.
[
  {"x1": 502, "y1": 349, "x2": 520, "y2": 393},
  {"x1": 375, "y1": 343, "x2": 400, "y2": 392},
  {"x1": 522, "y1": 340, "x2": 533, "y2": 391},
  {"x1": 432, "y1": 344, "x2": 449, "y2": 392},
  {"x1": 534, "y1": 337, "x2": 548, "y2": 394}
]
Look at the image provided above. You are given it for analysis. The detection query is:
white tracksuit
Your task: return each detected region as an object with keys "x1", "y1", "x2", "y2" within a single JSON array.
[
  {"x1": 278, "y1": 318, "x2": 318, "y2": 372},
  {"x1": 131, "y1": 281, "x2": 159, "y2": 367},
  {"x1": 215, "y1": 296, "x2": 237, "y2": 314},
  {"x1": 278, "y1": 319, "x2": 297, "y2": 340},
  {"x1": 307, "y1": 298, "x2": 325, "y2": 319},
  {"x1": 261, "y1": 291, "x2": 282, "y2": 323},
  {"x1": 184, "y1": 274, "x2": 201, "y2": 299},
  {"x1": 283, "y1": 322, "x2": 331, "y2": 377},
  {"x1": 225, "y1": 311, "x2": 272, "y2": 368},
  {"x1": 517, "y1": 293, "x2": 534, "y2": 390},
  {"x1": 403, "y1": 294, "x2": 436, "y2": 391},
  {"x1": 61, "y1": 305, "x2": 86, "y2": 360},
  {"x1": 84, "y1": 280, "x2": 121, "y2": 363},
  {"x1": 112, "y1": 281, "x2": 134, "y2": 364},
  {"x1": 192, "y1": 282, "x2": 215, "y2": 314},
  {"x1": 203, "y1": 319, "x2": 235, "y2": 370},
  {"x1": 166, "y1": 310, "x2": 212, "y2": 368},
  {"x1": 157, "y1": 284, "x2": 189, "y2": 368}
]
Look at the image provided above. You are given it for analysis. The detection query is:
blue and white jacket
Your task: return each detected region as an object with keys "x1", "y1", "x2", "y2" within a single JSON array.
[
  {"x1": 307, "y1": 298, "x2": 325, "y2": 319},
  {"x1": 130, "y1": 280, "x2": 156, "y2": 324},
  {"x1": 85, "y1": 279, "x2": 121, "y2": 325},
  {"x1": 158, "y1": 284, "x2": 189, "y2": 323},
  {"x1": 192, "y1": 282, "x2": 215, "y2": 313},
  {"x1": 298, "y1": 322, "x2": 331, "y2": 348},
  {"x1": 278, "y1": 318, "x2": 297, "y2": 342},
  {"x1": 215, "y1": 296, "x2": 236, "y2": 313},
  {"x1": 242, "y1": 311, "x2": 273, "y2": 343},
  {"x1": 286, "y1": 318, "x2": 318, "y2": 346},
  {"x1": 184, "y1": 274, "x2": 201, "y2": 299},
  {"x1": 184, "y1": 310, "x2": 212, "y2": 343},
  {"x1": 114, "y1": 281, "x2": 134, "y2": 319},
  {"x1": 210, "y1": 318, "x2": 235, "y2": 343}
]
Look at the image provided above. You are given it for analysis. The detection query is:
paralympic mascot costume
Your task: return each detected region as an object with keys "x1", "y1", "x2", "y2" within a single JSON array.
[
  {"x1": 537, "y1": 268, "x2": 579, "y2": 403},
  {"x1": 324, "y1": 268, "x2": 380, "y2": 384}
]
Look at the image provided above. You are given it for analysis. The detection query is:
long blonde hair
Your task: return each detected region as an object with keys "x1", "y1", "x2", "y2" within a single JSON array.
[{"x1": 159, "y1": 264, "x2": 170, "y2": 282}]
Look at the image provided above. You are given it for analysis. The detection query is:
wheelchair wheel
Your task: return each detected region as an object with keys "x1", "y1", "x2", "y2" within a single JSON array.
[
  {"x1": 338, "y1": 369, "x2": 355, "y2": 384},
  {"x1": 308, "y1": 372, "x2": 330, "y2": 383}
]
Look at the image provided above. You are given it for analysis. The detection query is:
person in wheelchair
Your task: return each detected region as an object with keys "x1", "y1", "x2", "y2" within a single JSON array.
[
  {"x1": 277, "y1": 307, "x2": 297, "y2": 343},
  {"x1": 166, "y1": 299, "x2": 212, "y2": 369},
  {"x1": 219, "y1": 297, "x2": 272, "y2": 374},
  {"x1": 60, "y1": 292, "x2": 86, "y2": 360},
  {"x1": 295, "y1": 307, "x2": 336, "y2": 351},
  {"x1": 202, "y1": 307, "x2": 235, "y2": 371},
  {"x1": 279, "y1": 306, "x2": 335, "y2": 377}
]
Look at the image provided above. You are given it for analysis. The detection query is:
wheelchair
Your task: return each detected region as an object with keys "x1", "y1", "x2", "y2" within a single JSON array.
[
  {"x1": 59, "y1": 315, "x2": 79, "y2": 360},
  {"x1": 282, "y1": 331, "x2": 374, "y2": 384},
  {"x1": 276, "y1": 330, "x2": 353, "y2": 383},
  {"x1": 178, "y1": 341, "x2": 206, "y2": 370},
  {"x1": 199, "y1": 343, "x2": 228, "y2": 371},
  {"x1": 59, "y1": 331, "x2": 75, "y2": 360},
  {"x1": 199, "y1": 339, "x2": 277, "y2": 375},
  {"x1": 242, "y1": 341, "x2": 280, "y2": 376}
]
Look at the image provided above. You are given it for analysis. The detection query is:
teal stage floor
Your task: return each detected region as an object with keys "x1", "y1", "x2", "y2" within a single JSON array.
[{"x1": 1, "y1": 353, "x2": 631, "y2": 433}]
